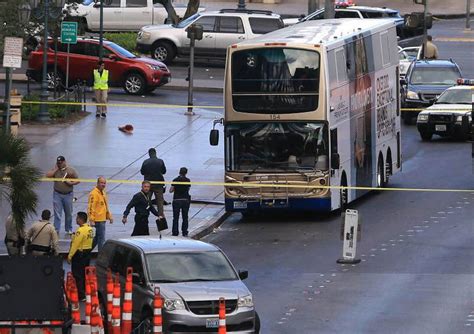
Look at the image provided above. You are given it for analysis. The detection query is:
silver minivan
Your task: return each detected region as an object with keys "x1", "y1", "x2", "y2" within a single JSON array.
[{"x1": 96, "y1": 237, "x2": 259, "y2": 333}]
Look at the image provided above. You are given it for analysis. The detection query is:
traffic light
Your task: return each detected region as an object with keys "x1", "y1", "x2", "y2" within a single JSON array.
[{"x1": 413, "y1": 0, "x2": 426, "y2": 4}]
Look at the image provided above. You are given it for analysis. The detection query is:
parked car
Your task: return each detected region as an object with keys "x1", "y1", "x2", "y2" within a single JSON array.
[
  {"x1": 400, "y1": 59, "x2": 462, "y2": 124},
  {"x1": 283, "y1": 4, "x2": 423, "y2": 45},
  {"x1": 64, "y1": 0, "x2": 205, "y2": 33},
  {"x1": 398, "y1": 46, "x2": 421, "y2": 79},
  {"x1": 136, "y1": 8, "x2": 284, "y2": 63},
  {"x1": 27, "y1": 38, "x2": 171, "y2": 95},
  {"x1": 416, "y1": 79, "x2": 473, "y2": 141},
  {"x1": 96, "y1": 237, "x2": 260, "y2": 333}
]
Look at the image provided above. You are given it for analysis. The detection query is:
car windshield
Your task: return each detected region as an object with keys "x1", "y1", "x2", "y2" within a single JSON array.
[
  {"x1": 106, "y1": 42, "x2": 136, "y2": 58},
  {"x1": 146, "y1": 251, "x2": 238, "y2": 283},
  {"x1": 225, "y1": 122, "x2": 329, "y2": 172},
  {"x1": 435, "y1": 89, "x2": 472, "y2": 104},
  {"x1": 174, "y1": 13, "x2": 200, "y2": 28},
  {"x1": 410, "y1": 66, "x2": 460, "y2": 85}
]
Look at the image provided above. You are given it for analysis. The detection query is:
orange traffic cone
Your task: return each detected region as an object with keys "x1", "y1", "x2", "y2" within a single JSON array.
[
  {"x1": 111, "y1": 274, "x2": 121, "y2": 334},
  {"x1": 70, "y1": 277, "x2": 81, "y2": 324},
  {"x1": 218, "y1": 297, "x2": 226, "y2": 334},
  {"x1": 121, "y1": 267, "x2": 133, "y2": 334},
  {"x1": 153, "y1": 288, "x2": 163, "y2": 334}
]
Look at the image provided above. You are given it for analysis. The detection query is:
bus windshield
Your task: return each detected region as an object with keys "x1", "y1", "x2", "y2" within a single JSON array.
[
  {"x1": 231, "y1": 48, "x2": 320, "y2": 114},
  {"x1": 225, "y1": 122, "x2": 328, "y2": 172}
]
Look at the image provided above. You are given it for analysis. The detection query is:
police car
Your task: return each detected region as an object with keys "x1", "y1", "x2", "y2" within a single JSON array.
[{"x1": 416, "y1": 78, "x2": 473, "y2": 141}]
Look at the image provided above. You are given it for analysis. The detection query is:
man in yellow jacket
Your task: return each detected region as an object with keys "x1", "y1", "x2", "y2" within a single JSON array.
[
  {"x1": 88, "y1": 176, "x2": 113, "y2": 251},
  {"x1": 93, "y1": 61, "x2": 109, "y2": 118},
  {"x1": 68, "y1": 211, "x2": 93, "y2": 301}
]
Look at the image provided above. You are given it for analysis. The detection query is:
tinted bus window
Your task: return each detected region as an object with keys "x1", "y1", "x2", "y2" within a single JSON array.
[{"x1": 231, "y1": 48, "x2": 320, "y2": 113}]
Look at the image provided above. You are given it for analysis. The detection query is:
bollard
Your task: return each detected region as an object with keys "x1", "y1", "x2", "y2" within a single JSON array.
[
  {"x1": 90, "y1": 279, "x2": 104, "y2": 332},
  {"x1": 70, "y1": 277, "x2": 81, "y2": 324},
  {"x1": 111, "y1": 274, "x2": 121, "y2": 334},
  {"x1": 218, "y1": 297, "x2": 226, "y2": 334},
  {"x1": 153, "y1": 288, "x2": 163, "y2": 334},
  {"x1": 121, "y1": 267, "x2": 133, "y2": 334},
  {"x1": 85, "y1": 274, "x2": 92, "y2": 324},
  {"x1": 90, "y1": 305, "x2": 100, "y2": 334},
  {"x1": 106, "y1": 269, "x2": 114, "y2": 333}
]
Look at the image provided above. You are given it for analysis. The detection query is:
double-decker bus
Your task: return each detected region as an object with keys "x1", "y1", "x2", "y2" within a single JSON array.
[{"x1": 210, "y1": 19, "x2": 401, "y2": 213}]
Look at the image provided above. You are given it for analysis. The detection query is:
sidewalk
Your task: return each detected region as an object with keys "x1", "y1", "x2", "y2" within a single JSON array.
[{"x1": 0, "y1": 103, "x2": 227, "y2": 255}]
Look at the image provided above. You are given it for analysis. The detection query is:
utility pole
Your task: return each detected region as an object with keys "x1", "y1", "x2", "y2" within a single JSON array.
[
  {"x1": 99, "y1": 0, "x2": 104, "y2": 60},
  {"x1": 466, "y1": 0, "x2": 472, "y2": 29},
  {"x1": 324, "y1": 0, "x2": 335, "y2": 19},
  {"x1": 422, "y1": 0, "x2": 428, "y2": 59}
]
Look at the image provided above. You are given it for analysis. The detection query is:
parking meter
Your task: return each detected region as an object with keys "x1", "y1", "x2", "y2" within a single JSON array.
[{"x1": 186, "y1": 24, "x2": 203, "y2": 41}]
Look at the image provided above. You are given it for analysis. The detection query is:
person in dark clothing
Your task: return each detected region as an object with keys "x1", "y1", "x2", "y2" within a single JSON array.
[
  {"x1": 140, "y1": 148, "x2": 167, "y2": 219},
  {"x1": 170, "y1": 167, "x2": 191, "y2": 237},
  {"x1": 122, "y1": 181, "x2": 160, "y2": 236}
]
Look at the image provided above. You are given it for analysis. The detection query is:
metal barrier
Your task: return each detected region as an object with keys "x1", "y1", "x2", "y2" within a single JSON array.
[{"x1": 131, "y1": 319, "x2": 152, "y2": 334}]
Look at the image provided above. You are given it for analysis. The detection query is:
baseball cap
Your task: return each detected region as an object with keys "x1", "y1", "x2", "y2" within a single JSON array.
[{"x1": 56, "y1": 156, "x2": 65, "y2": 162}]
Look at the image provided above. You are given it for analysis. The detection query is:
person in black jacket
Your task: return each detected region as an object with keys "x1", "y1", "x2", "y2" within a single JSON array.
[
  {"x1": 122, "y1": 181, "x2": 160, "y2": 236},
  {"x1": 140, "y1": 148, "x2": 166, "y2": 219},
  {"x1": 170, "y1": 167, "x2": 191, "y2": 237}
]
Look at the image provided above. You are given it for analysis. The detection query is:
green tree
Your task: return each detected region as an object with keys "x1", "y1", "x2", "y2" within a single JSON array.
[{"x1": 0, "y1": 133, "x2": 41, "y2": 230}]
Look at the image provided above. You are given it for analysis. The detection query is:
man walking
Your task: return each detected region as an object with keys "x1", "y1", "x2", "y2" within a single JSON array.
[
  {"x1": 46, "y1": 156, "x2": 79, "y2": 236},
  {"x1": 424, "y1": 35, "x2": 439, "y2": 60},
  {"x1": 140, "y1": 148, "x2": 166, "y2": 219},
  {"x1": 88, "y1": 177, "x2": 113, "y2": 251},
  {"x1": 4, "y1": 214, "x2": 25, "y2": 255},
  {"x1": 26, "y1": 210, "x2": 59, "y2": 256},
  {"x1": 93, "y1": 61, "x2": 109, "y2": 118},
  {"x1": 122, "y1": 181, "x2": 160, "y2": 236},
  {"x1": 67, "y1": 212, "x2": 93, "y2": 302},
  {"x1": 170, "y1": 167, "x2": 191, "y2": 237}
]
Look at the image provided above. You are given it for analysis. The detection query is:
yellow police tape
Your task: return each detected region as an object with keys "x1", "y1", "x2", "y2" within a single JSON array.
[
  {"x1": 21, "y1": 100, "x2": 472, "y2": 112},
  {"x1": 40, "y1": 177, "x2": 474, "y2": 193}
]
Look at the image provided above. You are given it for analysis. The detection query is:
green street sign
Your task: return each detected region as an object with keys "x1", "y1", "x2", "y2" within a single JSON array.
[{"x1": 61, "y1": 21, "x2": 78, "y2": 44}]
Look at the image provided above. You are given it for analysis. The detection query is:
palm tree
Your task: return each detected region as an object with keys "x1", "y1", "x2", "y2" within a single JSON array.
[{"x1": 0, "y1": 133, "x2": 41, "y2": 231}]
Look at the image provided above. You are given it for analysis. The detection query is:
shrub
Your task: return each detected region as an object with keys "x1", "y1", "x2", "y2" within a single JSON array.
[
  {"x1": 21, "y1": 94, "x2": 77, "y2": 121},
  {"x1": 104, "y1": 32, "x2": 138, "y2": 54}
]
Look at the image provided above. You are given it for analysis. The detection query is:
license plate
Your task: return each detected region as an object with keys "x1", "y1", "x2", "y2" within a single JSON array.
[
  {"x1": 206, "y1": 319, "x2": 219, "y2": 328},
  {"x1": 435, "y1": 124, "x2": 447, "y2": 131},
  {"x1": 233, "y1": 201, "x2": 247, "y2": 209}
]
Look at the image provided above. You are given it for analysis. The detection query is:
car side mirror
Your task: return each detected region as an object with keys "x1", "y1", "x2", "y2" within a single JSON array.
[
  {"x1": 108, "y1": 54, "x2": 118, "y2": 61},
  {"x1": 210, "y1": 129, "x2": 219, "y2": 146},
  {"x1": 399, "y1": 78, "x2": 407, "y2": 86},
  {"x1": 331, "y1": 153, "x2": 340, "y2": 170},
  {"x1": 93, "y1": 2, "x2": 101, "y2": 8},
  {"x1": 132, "y1": 272, "x2": 144, "y2": 285},
  {"x1": 238, "y1": 270, "x2": 248, "y2": 280}
]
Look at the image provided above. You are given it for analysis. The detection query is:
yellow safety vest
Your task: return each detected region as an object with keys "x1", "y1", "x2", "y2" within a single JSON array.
[{"x1": 93, "y1": 69, "x2": 109, "y2": 90}]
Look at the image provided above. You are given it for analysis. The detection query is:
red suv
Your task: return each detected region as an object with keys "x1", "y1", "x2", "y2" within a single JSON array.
[{"x1": 27, "y1": 38, "x2": 171, "y2": 95}]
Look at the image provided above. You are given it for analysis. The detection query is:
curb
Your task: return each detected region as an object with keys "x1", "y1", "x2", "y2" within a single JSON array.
[{"x1": 190, "y1": 209, "x2": 231, "y2": 240}]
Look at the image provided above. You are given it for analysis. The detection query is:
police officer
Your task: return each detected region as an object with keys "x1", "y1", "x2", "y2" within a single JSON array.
[
  {"x1": 4, "y1": 213, "x2": 25, "y2": 255},
  {"x1": 122, "y1": 181, "x2": 160, "y2": 236},
  {"x1": 26, "y1": 210, "x2": 59, "y2": 256},
  {"x1": 93, "y1": 61, "x2": 109, "y2": 118},
  {"x1": 68, "y1": 212, "x2": 93, "y2": 301}
]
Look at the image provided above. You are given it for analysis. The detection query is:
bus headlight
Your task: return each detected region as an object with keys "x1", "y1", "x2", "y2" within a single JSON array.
[
  {"x1": 407, "y1": 91, "x2": 418, "y2": 100},
  {"x1": 417, "y1": 114, "x2": 428, "y2": 122}
]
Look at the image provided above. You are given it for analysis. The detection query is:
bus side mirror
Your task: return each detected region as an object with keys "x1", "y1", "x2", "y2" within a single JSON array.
[
  {"x1": 331, "y1": 153, "x2": 340, "y2": 170},
  {"x1": 210, "y1": 129, "x2": 219, "y2": 146}
]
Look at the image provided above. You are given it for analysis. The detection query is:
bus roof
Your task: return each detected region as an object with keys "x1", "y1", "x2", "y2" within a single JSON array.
[{"x1": 235, "y1": 18, "x2": 397, "y2": 50}]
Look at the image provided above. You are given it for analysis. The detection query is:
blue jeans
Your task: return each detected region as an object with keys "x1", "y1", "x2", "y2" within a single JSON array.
[
  {"x1": 53, "y1": 191, "x2": 73, "y2": 232},
  {"x1": 92, "y1": 221, "x2": 106, "y2": 251}
]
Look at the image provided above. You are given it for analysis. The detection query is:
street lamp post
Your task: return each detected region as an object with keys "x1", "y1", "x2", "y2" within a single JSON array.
[{"x1": 28, "y1": 0, "x2": 65, "y2": 122}]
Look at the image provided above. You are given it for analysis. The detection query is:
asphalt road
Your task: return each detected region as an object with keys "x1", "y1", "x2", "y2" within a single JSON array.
[{"x1": 204, "y1": 122, "x2": 474, "y2": 333}]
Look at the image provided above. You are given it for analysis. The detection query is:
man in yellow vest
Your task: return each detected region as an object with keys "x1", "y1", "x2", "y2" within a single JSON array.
[
  {"x1": 93, "y1": 61, "x2": 109, "y2": 118},
  {"x1": 67, "y1": 211, "x2": 93, "y2": 301}
]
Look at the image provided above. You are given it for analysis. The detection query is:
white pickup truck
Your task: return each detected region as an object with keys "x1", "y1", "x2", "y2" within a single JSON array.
[{"x1": 66, "y1": 0, "x2": 201, "y2": 32}]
